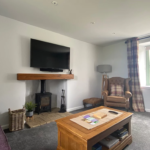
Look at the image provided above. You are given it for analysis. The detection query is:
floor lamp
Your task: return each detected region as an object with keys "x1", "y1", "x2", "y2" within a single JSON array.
[{"x1": 97, "y1": 65, "x2": 112, "y2": 99}]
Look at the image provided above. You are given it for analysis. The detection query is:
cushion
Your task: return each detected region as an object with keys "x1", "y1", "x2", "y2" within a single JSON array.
[
  {"x1": 110, "y1": 84, "x2": 124, "y2": 97},
  {"x1": 108, "y1": 77, "x2": 125, "y2": 94},
  {"x1": 107, "y1": 96, "x2": 126, "y2": 103},
  {"x1": 0, "y1": 126, "x2": 11, "y2": 150}
]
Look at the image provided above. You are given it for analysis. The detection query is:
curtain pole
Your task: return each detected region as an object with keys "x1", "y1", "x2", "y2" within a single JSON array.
[{"x1": 125, "y1": 36, "x2": 150, "y2": 44}]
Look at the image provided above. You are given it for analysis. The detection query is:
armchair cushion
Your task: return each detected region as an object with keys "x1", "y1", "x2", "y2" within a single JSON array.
[
  {"x1": 107, "y1": 96, "x2": 126, "y2": 103},
  {"x1": 108, "y1": 77, "x2": 125, "y2": 94},
  {"x1": 110, "y1": 84, "x2": 124, "y2": 97}
]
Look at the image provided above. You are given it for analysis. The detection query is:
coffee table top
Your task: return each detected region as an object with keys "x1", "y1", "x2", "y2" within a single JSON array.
[{"x1": 56, "y1": 106, "x2": 133, "y2": 140}]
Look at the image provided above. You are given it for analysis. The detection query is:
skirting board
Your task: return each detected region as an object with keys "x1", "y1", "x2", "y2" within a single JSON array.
[
  {"x1": 145, "y1": 108, "x2": 150, "y2": 112},
  {"x1": 1, "y1": 124, "x2": 9, "y2": 130},
  {"x1": 67, "y1": 105, "x2": 84, "y2": 112}
]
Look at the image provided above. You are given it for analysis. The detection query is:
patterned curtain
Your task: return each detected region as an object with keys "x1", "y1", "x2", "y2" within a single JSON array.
[{"x1": 127, "y1": 38, "x2": 145, "y2": 112}]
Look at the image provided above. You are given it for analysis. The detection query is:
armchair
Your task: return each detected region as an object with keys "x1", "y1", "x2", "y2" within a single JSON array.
[{"x1": 102, "y1": 77, "x2": 132, "y2": 111}]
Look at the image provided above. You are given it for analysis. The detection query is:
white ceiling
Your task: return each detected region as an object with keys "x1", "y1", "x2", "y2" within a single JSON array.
[{"x1": 0, "y1": 0, "x2": 150, "y2": 46}]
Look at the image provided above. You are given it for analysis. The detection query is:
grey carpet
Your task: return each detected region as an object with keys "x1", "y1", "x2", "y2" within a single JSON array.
[{"x1": 5, "y1": 108, "x2": 150, "y2": 150}]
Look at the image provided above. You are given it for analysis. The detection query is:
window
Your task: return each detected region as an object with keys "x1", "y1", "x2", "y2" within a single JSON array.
[
  {"x1": 146, "y1": 46, "x2": 150, "y2": 85},
  {"x1": 139, "y1": 44, "x2": 150, "y2": 86}
]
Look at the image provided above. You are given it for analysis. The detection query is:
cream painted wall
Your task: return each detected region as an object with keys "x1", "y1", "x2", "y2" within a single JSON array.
[
  {"x1": 101, "y1": 41, "x2": 150, "y2": 111},
  {"x1": 0, "y1": 15, "x2": 102, "y2": 127}
]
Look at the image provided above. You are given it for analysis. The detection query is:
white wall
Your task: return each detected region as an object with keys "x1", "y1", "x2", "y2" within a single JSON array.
[
  {"x1": 101, "y1": 41, "x2": 150, "y2": 111},
  {"x1": 0, "y1": 15, "x2": 102, "y2": 127},
  {"x1": 101, "y1": 41, "x2": 128, "y2": 78},
  {"x1": 142, "y1": 88, "x2": 150, "y2": 112}
]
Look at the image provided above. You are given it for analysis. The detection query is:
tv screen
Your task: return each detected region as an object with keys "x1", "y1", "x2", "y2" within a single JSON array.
[{"x1": 30, "y1": 39, "x2": 70, "y2": 69}]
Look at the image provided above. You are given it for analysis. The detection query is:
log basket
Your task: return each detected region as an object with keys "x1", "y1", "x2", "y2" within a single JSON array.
[{"x1": 9, "y1": 107, "x2": 25, "y2": 131}]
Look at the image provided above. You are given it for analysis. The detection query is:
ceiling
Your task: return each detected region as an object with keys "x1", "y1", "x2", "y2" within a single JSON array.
[{"x1": 0, "y1": 0, "x2": 150, "y2": 46}]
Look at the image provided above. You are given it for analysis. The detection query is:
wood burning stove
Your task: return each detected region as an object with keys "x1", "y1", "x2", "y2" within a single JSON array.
[
  {"x1": 35, "y1": 92, "x2": 51, "y2": 114},
  {"x1": 35, "y1": 80, "x2": 52, "y2": 114}
]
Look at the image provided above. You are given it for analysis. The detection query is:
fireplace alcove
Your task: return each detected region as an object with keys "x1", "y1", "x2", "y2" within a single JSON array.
[{"x1": 17, "y1": 73, "x2": 74, "y2": 113}]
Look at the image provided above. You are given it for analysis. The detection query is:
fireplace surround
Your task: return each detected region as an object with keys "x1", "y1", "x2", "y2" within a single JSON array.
[{"x1": 17, "y1": 73, "x2": 74, "y2": 114}]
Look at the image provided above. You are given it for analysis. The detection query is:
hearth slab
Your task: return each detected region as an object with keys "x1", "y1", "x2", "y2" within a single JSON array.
[{"x1": 25, "y1": 108, "x2": 72, "y2": 128}]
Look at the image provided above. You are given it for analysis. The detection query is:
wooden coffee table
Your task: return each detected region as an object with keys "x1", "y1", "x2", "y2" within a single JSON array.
[{"x1": 56, "y1": 106, "x2": 133, "y2": 150}]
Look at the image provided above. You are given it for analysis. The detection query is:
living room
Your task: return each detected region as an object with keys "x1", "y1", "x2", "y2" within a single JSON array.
[{"x1": 0, "y1": 0, "x2": 150, "y2": 150}]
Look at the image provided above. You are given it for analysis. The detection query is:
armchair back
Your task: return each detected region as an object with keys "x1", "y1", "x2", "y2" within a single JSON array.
[{"x1": 104, "y1": 77, "x2": 131, "y2": 95}]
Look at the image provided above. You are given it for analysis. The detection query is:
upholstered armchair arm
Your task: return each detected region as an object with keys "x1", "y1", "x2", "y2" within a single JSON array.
[
  {"x1": 102, "y1": 90, "x2": 108, "y2": 97},
  {"x1": 125, "y1": 91, "x2": 132, "y2": 99},
  {"x1": 102, "y1": 90, "x2": 108, "y2": 106}
]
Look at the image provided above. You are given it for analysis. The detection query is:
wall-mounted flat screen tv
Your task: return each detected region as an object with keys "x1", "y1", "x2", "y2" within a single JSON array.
[{"x1": 30, "y1": 39, "x2": 70, "y2": 70}]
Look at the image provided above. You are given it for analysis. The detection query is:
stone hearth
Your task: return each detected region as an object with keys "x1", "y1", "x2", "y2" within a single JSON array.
[{"x1": 26, "y1": 108, "x2": 71, "y2": 128}]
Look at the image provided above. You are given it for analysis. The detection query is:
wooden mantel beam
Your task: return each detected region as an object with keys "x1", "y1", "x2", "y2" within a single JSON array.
[{"x1": 17, "y1": 73, "x2": 74, "y2": 80}]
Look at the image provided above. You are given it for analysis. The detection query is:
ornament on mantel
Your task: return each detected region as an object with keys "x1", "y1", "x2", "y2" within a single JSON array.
[{"x1": 69, "y1": 69, "x2": 72, "y2": 74}]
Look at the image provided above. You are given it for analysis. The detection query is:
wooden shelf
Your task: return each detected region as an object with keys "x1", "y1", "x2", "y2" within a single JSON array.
[
  {"x1": 17, "y1": 73, "x2": 74, "y2": 80},
  {"x1": 113, "y1": 135, "x2": 132, "y2": 150},
  {"x1": 102, "y1": 135, "x2": 132, "y2": 150}
]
